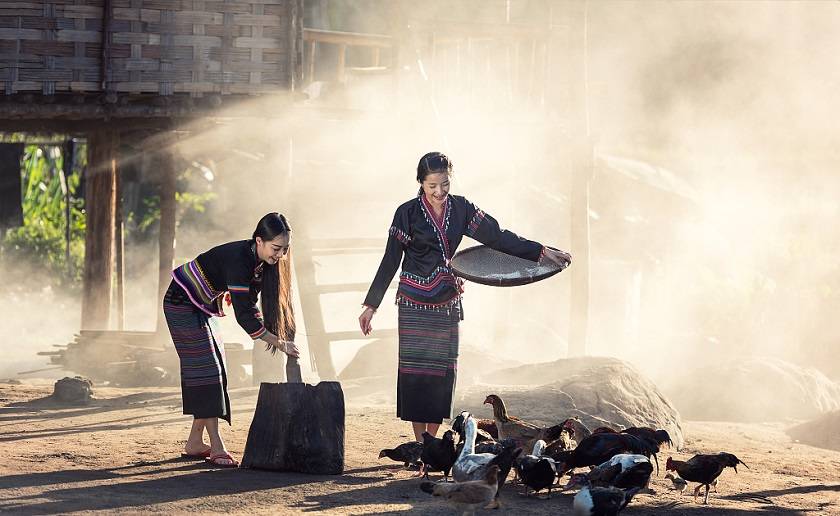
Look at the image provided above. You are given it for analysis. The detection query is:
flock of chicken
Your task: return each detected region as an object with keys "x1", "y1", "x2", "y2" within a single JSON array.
[{"x1": 378, "y1": 393, "x2": 748, "y2": 515}]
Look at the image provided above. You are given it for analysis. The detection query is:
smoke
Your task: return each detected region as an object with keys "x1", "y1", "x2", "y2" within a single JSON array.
[{"x1": 5, "y1": 2, "x2": 840, "y2": 418}]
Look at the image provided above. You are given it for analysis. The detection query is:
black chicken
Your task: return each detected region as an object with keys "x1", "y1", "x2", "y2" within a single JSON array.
[
  {"x1": 474, "y1": 440, "x2": 503, "y2": 455},
  {"x1": 485, "y1": 439, "x2": 523, "y2": 509},
  {"x1": 550, "y1": 432, "x2": 658, "y2": 477},
  {"x1": 379, "y1": 441, "x2": 423, "y2": 468},
  {"x1": 514, "y1": 440, "x2": 558, "y2": 499},
  {"x1": 621, "y1": 427, "x2": 673, "y2": 449},
  {"x1": 566, "y1": 454, "x2": 653, "y2": 492},
  {"x1": 420, "y1": 430, "x2": 457, "y2": 481},
  {"x1": 665, "y1": 452, "x2": 747, "y2": 504},
  {"x1": 573, "y1": 478, "x2": 641, "y2": 516}
]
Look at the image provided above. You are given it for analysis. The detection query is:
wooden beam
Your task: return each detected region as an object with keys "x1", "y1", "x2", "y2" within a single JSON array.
[
  {"x1": 303, "y1": 28, "x2": 393, "y2": 49},
  {"x1": 0, "y1": 92, "x2": 303, "y2": 121},
  {"x1": 156, "y1": 146, "x2": 177, "y2": 334},
  {"x1": 81, "y1": 128, "x2": 118, "y2": 330}
]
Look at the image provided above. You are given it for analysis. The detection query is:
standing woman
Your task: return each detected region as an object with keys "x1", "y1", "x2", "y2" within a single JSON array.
[
  {"x1": 359, "y1": 152, "x2": 571, "y2": 443},
  {"x1": 163, "y1": 212, "x2": 299, "y2": 467}
]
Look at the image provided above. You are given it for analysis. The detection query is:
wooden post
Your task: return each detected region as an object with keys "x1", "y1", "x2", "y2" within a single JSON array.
[
  {"x1": 114, "y1": 143, "x2": 125, "y2": 331},
  {"x1": 156, "y1": 146, "x2": 177, "y2": 334},
  {"x1": 546, "y1": 1, "x2": 593, "y2": 356},
  {"x1": 62, "y1": 140, "x2": 75, "y2": 279},
  {"x1": 81, "y1": 129, "x2": 118, "y2": 330},
  {"x1": 565, "y1": 1, "x2": 594, "y2": 357},
  {"x1": 337, "y1": 43, "x2": 346, "y2": 83},
  {"x1": 0, "y1": 143, "x2": 24, "y2": 231},
  {"x1": 568, "y1": 137, "x2": 593, "y2": 357},
  {"x1": 308, "y1": 41, "x2": 317, "y2": 83}
]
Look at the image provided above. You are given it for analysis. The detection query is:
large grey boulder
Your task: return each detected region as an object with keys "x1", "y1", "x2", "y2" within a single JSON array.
[
  {"x1": 455, "y1": 356, "x2": 684, "y2": 448},
  {"x1": 665, "y1": 356, "x2": 840, "y2": 422}
]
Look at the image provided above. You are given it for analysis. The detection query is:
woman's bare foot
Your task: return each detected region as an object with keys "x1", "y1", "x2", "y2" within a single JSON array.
[{"x1": 184, "y1": 441, "x2": 211, "y2": 456}]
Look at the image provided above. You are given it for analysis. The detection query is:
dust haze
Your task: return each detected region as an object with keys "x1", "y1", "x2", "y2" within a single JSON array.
[{"x1": 5, "y1": 1, "x2": 840, "y2": 421}]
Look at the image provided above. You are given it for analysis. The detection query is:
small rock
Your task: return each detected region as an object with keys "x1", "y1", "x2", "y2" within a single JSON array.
[{"x1": 52, "y1": 376, "x2": 94, "y2": 405}]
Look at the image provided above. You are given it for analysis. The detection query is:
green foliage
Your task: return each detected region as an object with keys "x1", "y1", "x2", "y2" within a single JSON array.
[
  {"x1": 1, "y1": 143, "x2": 87, "y2": 288},
  {"x1": 1, "y1": 139, "x2": 218, "y2": 290},
  {"x1": 132, "y1": 168, "x2": 217, "y2": 236}
]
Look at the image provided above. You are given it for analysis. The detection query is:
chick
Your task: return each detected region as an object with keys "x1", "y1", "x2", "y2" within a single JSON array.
[{"x1": 665, "y1": 472, "x2": 687, "y2": 495}]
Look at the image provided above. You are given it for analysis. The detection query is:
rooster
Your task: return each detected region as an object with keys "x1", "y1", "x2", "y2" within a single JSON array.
[
  {"x1": 483, "y1": 394, "x2": 563, "y2": 451},
  {"x1": 562, "y1": 417, "x2": 593, "y2": 443},
  {"x1": 420, "y1": 465, "x2": 500, "y2": 516},
  {"x1": 550, "y1": 432, "x2": 659, "y2": 477},
  {"x1": 665, "y1": 452, "x2": 747, "y2": 504},
  {"x1": 621, "y1": 427, "x2": 673, "y2": 450}
]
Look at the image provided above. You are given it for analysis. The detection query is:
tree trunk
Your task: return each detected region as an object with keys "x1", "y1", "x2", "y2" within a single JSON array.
[
  {"x1": 241, "y1": 381, "x2": 344, "y2": 474},
  {"x1": 156, "y1": 148, "x2": 177, "y2": 334},
  {"x1": 81, "y1": 129, "x2": 118, "y2": 330},
  {"x1": 0, "y1": 143, "x2": 24, "y2": 231}
]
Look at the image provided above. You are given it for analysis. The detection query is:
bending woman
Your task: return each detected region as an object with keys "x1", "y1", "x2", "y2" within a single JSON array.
[{"x1": 163, "y1": 212, "x2": 298, "y2": 467}]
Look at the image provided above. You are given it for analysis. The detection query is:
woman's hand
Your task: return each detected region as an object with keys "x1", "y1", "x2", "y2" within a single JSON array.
[
  {"x1": 279, "y1": 340, "x2": 300, "y2": 358},
  {"x1": 359, "y1": 306, "x2": 375, "y2": 336},
  {"x1": 540, "y1": 247, "x2": 572, "y2": 269},
  {"x1": 259, "y1": 332, "x2": 299, "y2": 357}
]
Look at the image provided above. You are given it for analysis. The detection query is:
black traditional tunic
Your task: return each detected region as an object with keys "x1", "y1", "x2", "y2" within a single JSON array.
[
  {"x1": 364, "y1": 194, "x2": 544, "y2": 423},
  {"x1": 164, "y1": 240, "x2": 266, "y2": 423}
]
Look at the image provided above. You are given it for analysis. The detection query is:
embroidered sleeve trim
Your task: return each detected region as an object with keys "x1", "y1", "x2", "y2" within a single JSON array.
[
  {"x1": 250, "y1": 326, "x2": 268, "y2": 339},
  {"x1": 465, "y1": 208, "x2": 486, "y2": 237},
  {"x1": 389, "y1": 225, "x2": 412, "y2": 246}
]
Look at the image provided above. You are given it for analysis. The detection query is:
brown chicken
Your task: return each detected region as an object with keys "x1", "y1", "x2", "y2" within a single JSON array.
[
  {"x1": 483, "y1": 394, "x2": 559, "y2": 451},
  {"x1": 665, "y1": 453, "x2": 747, "y2": 504},
  {"x1": 476, "y1": 418, "x2": 499, "y2": 440},
  {"x1": 420, "y1": 465, "x2": 500, "y2": 516}
]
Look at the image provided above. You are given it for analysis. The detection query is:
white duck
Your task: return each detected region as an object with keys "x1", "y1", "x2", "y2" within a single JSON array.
[{"x1": 452, "y1": 411, "x2": 498, "y2": 482}]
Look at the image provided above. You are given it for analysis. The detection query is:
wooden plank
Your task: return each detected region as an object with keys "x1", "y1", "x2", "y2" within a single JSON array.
[
  {"x1": 69, "y1": 81, "x2": 100, "y2": 90},
  {"x1": 117, "y1": 57, "x2": 161, "y2": 71},
  {"x1": 0, "y1": 28, "x2": 42, "y2": 40},
  {"x1": 233, "y1": 36, "x2": 279, "y2": 49},
  {"x1": 171, "y1": 34, "x2": 221, "y2": 47},
  {"x1": 57, "y1": 29, "x2": 101, "y2": 43},
  {"x1": 112, "y1": 32, "x2": 161, "y2": 45},
  {"x1": 111, "y1": 8, "x2": 175, "y2": 23},
  {"x1": 233, "y1": 13, "x2": 281, "y2": 26},
  {"x1": 60, "y1": 5, "x2": 102, "y2": 19},
  {"x1": 172, "y1": 11, "x2": 222, "y2": 25}
]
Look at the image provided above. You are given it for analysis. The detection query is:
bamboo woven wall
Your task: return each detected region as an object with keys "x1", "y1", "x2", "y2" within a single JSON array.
[{"x1": 0, "y1": 0, "x2": 303, "y2": 97}]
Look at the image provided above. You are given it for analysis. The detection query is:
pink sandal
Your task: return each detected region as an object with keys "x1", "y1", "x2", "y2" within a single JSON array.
[
  {"x1": 206, "y1": 452, "x2": 239, "y2": 468},
  {"x1": 181, "y1": 449, "x2": 212, "y2": 459}
]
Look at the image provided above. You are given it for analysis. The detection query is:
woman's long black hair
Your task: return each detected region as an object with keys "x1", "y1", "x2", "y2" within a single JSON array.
[
  {"x1": 253, "y1": 213, "x2": 295, "y2": 352},
  {"x1": 416, "y1": 152, "x2": 453, "y2": 195}
]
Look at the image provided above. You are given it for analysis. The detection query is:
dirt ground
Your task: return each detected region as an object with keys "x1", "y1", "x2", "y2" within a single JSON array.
[{"x1": 1, "y1": 381, "x2": 839, "y2": 515}]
